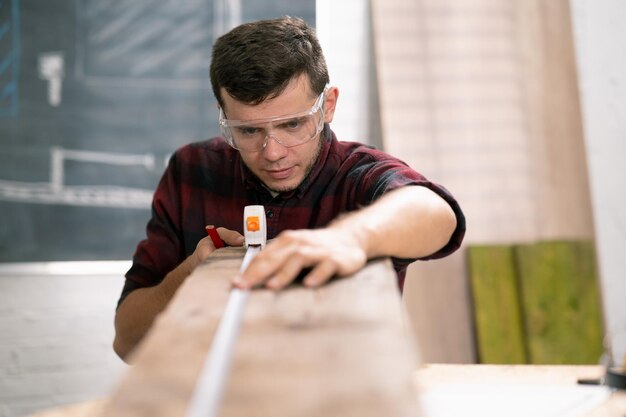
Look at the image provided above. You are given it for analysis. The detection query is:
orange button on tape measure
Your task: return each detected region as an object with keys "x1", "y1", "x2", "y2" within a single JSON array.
[{"x1": 246, "y1": 216, "x2": 260, "y2": 232}]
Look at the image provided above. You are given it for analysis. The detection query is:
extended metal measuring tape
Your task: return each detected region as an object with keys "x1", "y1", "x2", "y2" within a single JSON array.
[{"x1": 185, "y1": 205, "x2": 267, "y2": 417}]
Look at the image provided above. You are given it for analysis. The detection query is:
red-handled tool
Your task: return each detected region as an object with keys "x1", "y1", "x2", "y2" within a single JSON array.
[{"x1": 205, "y1": 225, "x2": 225, "y2": 249}]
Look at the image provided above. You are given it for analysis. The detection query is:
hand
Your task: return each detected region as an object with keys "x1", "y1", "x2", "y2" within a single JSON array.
[
  {"x1": 192, "y1": 227, "x2": 245, "y2": 267},
  {"x1": 232, "y1": 228, "x2": 367, "y2": 290}
]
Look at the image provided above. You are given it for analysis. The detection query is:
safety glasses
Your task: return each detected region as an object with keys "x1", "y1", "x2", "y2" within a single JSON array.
[{"x1": 218, "y1": 89, "x2": 326, "y2": 152}]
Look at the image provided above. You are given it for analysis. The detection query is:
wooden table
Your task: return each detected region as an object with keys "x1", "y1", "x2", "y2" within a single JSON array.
[
  {"x1": 28, "y1": 365, "x2": 626, "y2": 417},
  {"x1": 414, "y1": 364, "x2": 626, "y2": 417},
  {"x1": 25, "y1": 399, "x2": 107, "y2": 417}
]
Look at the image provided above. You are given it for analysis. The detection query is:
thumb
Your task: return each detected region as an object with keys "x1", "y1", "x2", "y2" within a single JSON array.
[{"x1": 217, "y1": 227, "x2": 245, "y2": 247}]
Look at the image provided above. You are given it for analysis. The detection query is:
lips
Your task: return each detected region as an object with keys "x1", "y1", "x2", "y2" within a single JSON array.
[{"x1": 265, "y1": 166, "x2": 294, "y2": 180}]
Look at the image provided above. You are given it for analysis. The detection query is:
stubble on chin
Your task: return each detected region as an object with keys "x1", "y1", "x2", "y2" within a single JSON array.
[{"x1": 259, "y1": 136, "x2": 324, "y2": 194}]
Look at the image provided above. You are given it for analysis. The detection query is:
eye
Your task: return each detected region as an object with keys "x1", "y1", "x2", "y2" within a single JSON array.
[
  {"x1": 236, "y1": 126, "x2": 261, "y2": 136},
  {"x1": 279, "y1": 118, "x2": 303, "y2": 130}
]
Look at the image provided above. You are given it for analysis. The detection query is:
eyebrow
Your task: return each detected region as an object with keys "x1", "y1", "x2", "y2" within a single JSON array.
[{"x1": 222, "y1": 91, "x2": 323, "y2": 124}]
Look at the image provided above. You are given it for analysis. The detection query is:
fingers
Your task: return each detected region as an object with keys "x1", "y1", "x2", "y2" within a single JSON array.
[
  {"x1": 193, "y1": 235, "x2": 218, "y2": 265},
  {"x1": 216, "y1": 227, "x2": 245, "y2": 247},
  {"x1": 263, "y1": 251, "x2": 340, "y2": 290},
  {"x1": 195, "y1": 226, "x2": 244, "y2": 266},
  {"x1": 303, "y1": 259, "x2": 338, "y2": 288},
  {"x1": 232, "y1": 243, "x2": 294, "y2": 289},
  {"x1": 231, "y1": 229, "x2": 367, "y2": 291},
  {"x1": 266, "y1": 254, "x2": 315, "y2": 290},
  {"x1": 237, "y1": 253, "x2": 339, "y2": 291},
  {"x1": 233, "y1": 232, "x2": 356, "y2": 290}
]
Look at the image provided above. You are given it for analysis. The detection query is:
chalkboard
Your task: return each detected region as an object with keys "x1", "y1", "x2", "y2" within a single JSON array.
[{"x1": 0, "y1": 0, "x2": 314, "y2": 262}]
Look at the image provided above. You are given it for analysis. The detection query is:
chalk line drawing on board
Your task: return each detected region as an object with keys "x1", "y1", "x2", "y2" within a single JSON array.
[
  {"x1": 0, "y1": 0, "x2": 20, "y2": 117},
  {"x1": 38, "y1": 51, "x2": 65, "y2": 107},
  {"x1": 73, "y1": 0, "x2": 239, "y2": 89},
  {"x1": 0, "y1": 147, "x2": 155, "y2": 209}
]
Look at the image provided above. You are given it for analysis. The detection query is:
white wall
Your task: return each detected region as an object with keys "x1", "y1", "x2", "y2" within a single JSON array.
[
  {"x1": 0, "y1": 263, "x2": 127, "y2": 416},
  {"x1": 316, "y1": 0, "x2": 381, "y2": 147},
  {"x1": 570, "y1": 0, "x2": 626, "y2": 365}
]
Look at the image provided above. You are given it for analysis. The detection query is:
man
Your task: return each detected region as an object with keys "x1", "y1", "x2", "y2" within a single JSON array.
[{"x1": 113, "y1": 16, "x2": 465, "y2": 361}]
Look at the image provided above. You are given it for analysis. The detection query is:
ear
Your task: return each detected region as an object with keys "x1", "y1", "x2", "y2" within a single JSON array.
[{"x1": 323, "y1": 86, "x2": 339, "y2": 123}]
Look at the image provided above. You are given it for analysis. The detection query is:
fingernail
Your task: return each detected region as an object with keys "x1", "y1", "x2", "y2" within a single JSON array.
[{"x1": 267, "y1": 277, "x2": 280, "y2": 289}]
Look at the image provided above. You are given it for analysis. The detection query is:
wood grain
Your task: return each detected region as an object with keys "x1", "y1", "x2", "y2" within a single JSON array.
[
  {"x1": 516, "y1": 240, "x2": 604, "y2": 364},
  {"x1": 468, "y1": 245, "x2": 527, "y2": 364},
  {"x1": 468, "y1": 241, "x2": 604, "y2": 365},
  {"x1": 102, "y1": 248, "x2": 421, "y2": 416}
]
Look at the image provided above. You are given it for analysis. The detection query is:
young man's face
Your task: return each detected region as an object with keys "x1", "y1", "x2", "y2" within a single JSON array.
[{"x1": 220, "y1": 74, "x2": 337, "y2": 193}]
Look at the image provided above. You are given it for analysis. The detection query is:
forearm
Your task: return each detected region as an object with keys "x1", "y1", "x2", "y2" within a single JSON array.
[
  {"x1": 330, "y1": 186, "x2": 457, "y2": 260},
  {"x1": 113, "y1": 228, "x2": 245, "y2": 361},
  {"x1": 113, "y1": 255, "x2": 197, "y2": 361}
]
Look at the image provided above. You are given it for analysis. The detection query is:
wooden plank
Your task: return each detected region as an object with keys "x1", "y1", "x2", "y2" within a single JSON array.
[
  {"x1": 515, "y1": 240, "x2": 604, "y2": 364},
  {"x1": 468, "y1": 245, "x2": 527, "y2": 364},
  {"x1": 102, "y1": 248, "x2": 420, "y2": 416},
  {"x1": 24, "y1": 399, "x2": 107, "y2": 417},
  {"x1": 103, "y1": 249, "x2": 241, "y2": 417}
]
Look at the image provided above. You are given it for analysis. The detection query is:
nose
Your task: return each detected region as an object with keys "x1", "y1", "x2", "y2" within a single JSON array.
[{"x1": 261, "y1": 134, "x2": 288, "y2": 161}]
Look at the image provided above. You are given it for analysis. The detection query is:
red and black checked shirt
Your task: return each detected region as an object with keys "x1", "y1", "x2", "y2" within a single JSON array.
[{"x1": 119, "y1": 126, "x2": 465, "y2": 304}]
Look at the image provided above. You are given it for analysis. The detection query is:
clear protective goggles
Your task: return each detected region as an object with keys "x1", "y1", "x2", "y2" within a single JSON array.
[{"x1": 218, "y1": 89, "x2": 326, "y2": 152}]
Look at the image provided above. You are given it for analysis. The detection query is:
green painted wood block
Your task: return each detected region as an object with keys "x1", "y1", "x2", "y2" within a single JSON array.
[
  {"x1": 515, "y1": 240, "x2": 604, "y2": 364},
  {"x1": 468, "y1": 245, "x2": 528, "y2": 364}
]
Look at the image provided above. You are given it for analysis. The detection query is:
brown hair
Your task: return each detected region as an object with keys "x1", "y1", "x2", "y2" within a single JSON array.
[{"x1": 210, "y1": 16, "x2": 329, "y2": 109}]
